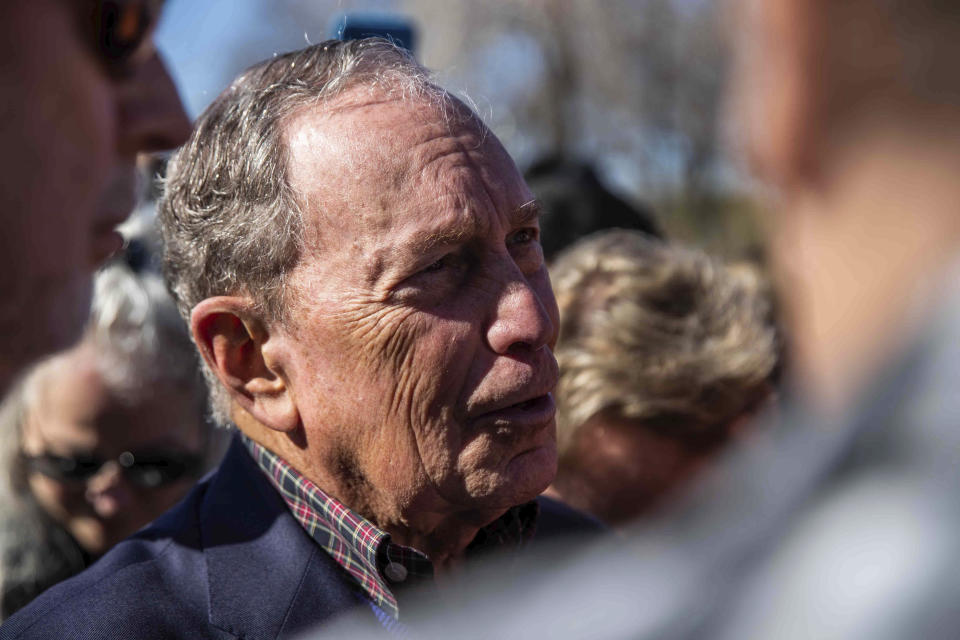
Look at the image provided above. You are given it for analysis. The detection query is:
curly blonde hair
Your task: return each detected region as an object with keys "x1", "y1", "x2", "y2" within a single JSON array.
[{"x1": 550, "y1": 230, "x2": 780, "y2": 455}]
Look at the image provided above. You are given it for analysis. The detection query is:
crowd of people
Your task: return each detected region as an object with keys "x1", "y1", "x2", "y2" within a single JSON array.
[
  {"x1": 0, "y1": 248, "x2": 220, "y2": 617},
  {"x1": 2, "y1": 0, "x2": 959, "y2": 638},
  {"x1": 545, "y1": 230, "x2": 780, "y2": 525}
]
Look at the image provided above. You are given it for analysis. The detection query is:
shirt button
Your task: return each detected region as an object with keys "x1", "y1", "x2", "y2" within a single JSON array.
[{"x1": 384, "y1": 562, "x2": 408, "y2": 583}]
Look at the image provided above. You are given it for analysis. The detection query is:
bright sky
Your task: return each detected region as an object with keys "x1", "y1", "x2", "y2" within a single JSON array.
[
  {"x1": 156, "y1": 0, "x2": 355, "y2": 118},
  {"x1": 153, "y1": 0, "x2": 730, "y2": 198}
]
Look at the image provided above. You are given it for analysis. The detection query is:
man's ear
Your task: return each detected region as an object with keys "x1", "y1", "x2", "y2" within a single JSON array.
[{"x1": 190, "y1": 297, "x2": 300, "y2": 433}]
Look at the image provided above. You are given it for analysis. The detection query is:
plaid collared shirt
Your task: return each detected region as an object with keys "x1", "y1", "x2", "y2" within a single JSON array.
[{"x1": 240, "y1": 434, "x2": 539, "y2": 621}]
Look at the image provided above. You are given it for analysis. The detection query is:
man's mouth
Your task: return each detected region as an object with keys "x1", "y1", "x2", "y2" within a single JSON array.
[
  {"x1": 466, "y1": 351, "x2": 560, "y2": 427},
  {"x1": 90, "y1": 169, "x2": 139, "y2": 267},
  {"x1": 471, "y1": 393, "x2": 556, "y2": 428},
  {"x1": 513, "y1": 394, "x2": 551, "y2": 412}
]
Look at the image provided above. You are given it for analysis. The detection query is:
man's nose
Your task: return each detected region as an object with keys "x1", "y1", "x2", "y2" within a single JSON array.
[
  {"x1": 116, "y1": 52, "x2": 192, "y2": 156},
  {"x1": 486, "y1": 275, "x2": 558, "y2": 356},
  {"x1": 85, "y1": 463, "x2": 133, "y2": 518}
]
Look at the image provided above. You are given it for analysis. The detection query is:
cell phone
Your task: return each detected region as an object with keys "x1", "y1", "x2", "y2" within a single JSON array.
[{"x1": 329, "y1": 13, "x2": 417, "y2": 56}]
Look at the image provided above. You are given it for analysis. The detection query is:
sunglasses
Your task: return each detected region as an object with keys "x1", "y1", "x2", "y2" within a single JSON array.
[
  {"x1": 84, "y1": 0, "x2": 164, "y2": 76},
  {"x1": 23, "y1": 449, "x2": 203, "y2": 489}
]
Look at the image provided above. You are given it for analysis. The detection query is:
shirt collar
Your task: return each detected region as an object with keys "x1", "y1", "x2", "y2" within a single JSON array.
[{"x1": 240, "y1": 434, "x2": 538, "y2": 620}]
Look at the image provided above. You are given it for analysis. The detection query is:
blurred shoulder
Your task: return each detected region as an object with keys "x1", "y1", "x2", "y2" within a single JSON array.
[
  {"x1": 0, "y1": 497, "x2": 88, "y2": 621},
  {"x1": 535, "y1": 495, "x2": 607, "y2": 541},
  {"x1": 0, "y1": 476, "x2": 216, "y2": 640}
]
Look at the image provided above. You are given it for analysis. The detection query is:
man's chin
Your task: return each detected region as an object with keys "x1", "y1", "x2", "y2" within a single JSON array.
[
  {"x1": 452, "y1": 426, "x2": 559, "y2": 509},
  {"x1": 502, "y1": 440, "x2": 559, "y2": 503}
]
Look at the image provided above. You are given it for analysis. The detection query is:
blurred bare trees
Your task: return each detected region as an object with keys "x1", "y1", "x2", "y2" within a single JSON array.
[
  {"x1": 408, "y1": 0, "x2": 754, "y2": 252},
  {"x1": 278, "y1": 0, "x2": 758, "y2": 254}
]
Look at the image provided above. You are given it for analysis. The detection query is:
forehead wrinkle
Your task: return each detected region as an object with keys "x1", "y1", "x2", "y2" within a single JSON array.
[
  {"x1": 301, "y1": 100, "x2": 519, "y2": 288},
  {"x1": 435, "y1": 130, "x2": 534, "y2": 239},
  {"x1": 394, "y1": 158, "x2": 531, "y2": 265},
  {"x1": 396, "y1": 126, "x2": 498, "y2": 257},
  {"x1": 412, "y1": 127, "x2": 480, "y2": 165}
]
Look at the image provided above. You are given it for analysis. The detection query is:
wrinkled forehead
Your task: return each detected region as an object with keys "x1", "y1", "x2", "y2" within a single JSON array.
[{"x1": 281, "y1": 92, "x2": 527, "y2": 245}]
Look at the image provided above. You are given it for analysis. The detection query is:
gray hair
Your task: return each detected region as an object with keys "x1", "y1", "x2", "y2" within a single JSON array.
[
  {"x1": 0, "y1": 260, "x2": 208, "y2": 618},
  {"x1": 88, "y1": 263, "x2": 202, "y2": 399},
  {"x1": 158, "y1": 38, "x2": 458, "y2": 425},
  {"x1": 1, "y1": 260, "x2": 207, "y2": 498},
  {"x1": 549, "y1": 230, "x2": 781, "y2": 455}
]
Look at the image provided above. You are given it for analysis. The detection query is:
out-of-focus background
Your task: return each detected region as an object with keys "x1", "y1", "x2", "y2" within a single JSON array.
[{"x1": 156, "y1": 0, "x2": 762, "y2": 261}]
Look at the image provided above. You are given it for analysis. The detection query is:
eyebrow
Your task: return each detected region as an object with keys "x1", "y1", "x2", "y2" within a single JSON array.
[
  {"x1": 404, "y1": 199, "x2": 544, "y2": 260},
  {"x1": 407, "y1": 222, "x2": 472, "y2": 258},
  {"x1": 512, "y1": 199, "x2": 543, "y2": 227}
]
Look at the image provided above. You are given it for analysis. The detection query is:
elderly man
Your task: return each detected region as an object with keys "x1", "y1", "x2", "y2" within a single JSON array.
[
  {"x1": 0, "y1": 39, "x2": 599, "y2": 639},
  {"x1": 313, "y1": 0, "x2": 960, "y2": 638},
  {"x1": 0, "y1": 1, "x2": 190, "y2": 394},
  {"x1": 1, "y1": 258, "x2": 212, "y2": 619}
]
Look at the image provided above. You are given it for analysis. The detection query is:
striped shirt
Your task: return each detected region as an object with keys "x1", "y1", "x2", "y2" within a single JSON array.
[{"x1": 240, "y1": 434, "x2": 538, "y2": 620}]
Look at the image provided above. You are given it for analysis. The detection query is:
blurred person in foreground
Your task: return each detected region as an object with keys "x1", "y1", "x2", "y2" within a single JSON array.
[
  {"x1": 545, "y1": 230, "x2": 779, "y2": 526},
  {"x1": 0, "y1": 1, "x2": 190, "y2": 395},
  {"x1": 0, "y1": 257, "x2": 212, "y2": 619},
  {"x1": 313, "y1": 0, "x2": 960, "y2": 638},
  {"x1": 1, "y1": 39, "x2": 601, "y2": 639}
]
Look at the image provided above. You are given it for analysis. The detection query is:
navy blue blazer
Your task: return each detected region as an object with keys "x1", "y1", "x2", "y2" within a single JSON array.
[{"x1": 0, "y1": 436, "x2": 602, "y2": 639}]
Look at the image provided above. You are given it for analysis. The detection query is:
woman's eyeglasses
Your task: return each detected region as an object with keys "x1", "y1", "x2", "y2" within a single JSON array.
[{"x1": 23, "y1": 449, "x2": 203, "y2": 489}]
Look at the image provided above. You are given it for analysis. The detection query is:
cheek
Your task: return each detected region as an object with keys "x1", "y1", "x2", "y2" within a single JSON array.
[
  {"x1": 9, "y1": 29, "x2": 117, "y2": 251},
  {"x1": 615, "y1": 432, "x2": 705, "y2": 500},
  {"x1": 393, "y1": 325, "x2": 481, "y2": 468},
  {"x1": 354, "y1": 306, "x2": 485, "y2": 485},
  {"x1": 0, "y1": 41, "x2": 114, "y2": 366},
  {"x1": 28, "y1": 475, "x2": 88, "y2": 523},
  {"x1": 338, "y1": 302, "x2": 474, "y2": 424},
  {"x1": 0, "y1": 270, "x2": 92, "y2": 374}
]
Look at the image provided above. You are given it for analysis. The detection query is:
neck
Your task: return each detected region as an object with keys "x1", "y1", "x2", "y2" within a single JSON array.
[
  {"x1": 384, "y1": 508, "x2": 505, "y2": 570},
  {"x1": 233, "y1": 408, "x2": 505, "y2": 570},
  {"x1": 775, "y1": 130, "x2": 960, "y2": 415}
]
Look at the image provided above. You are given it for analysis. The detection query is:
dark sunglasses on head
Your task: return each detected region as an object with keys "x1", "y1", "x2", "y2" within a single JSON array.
[
  {"x1": 84, "y1": 0, "x2": 164, "y2": 75},
  {"x1": 23, "y1": 449, "x2": 203, "y2": 488}
]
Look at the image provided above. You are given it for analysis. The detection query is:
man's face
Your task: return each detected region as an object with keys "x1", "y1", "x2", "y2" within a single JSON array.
[
  {"x1": 0, "y1": 0, "x2": 189, "y2": 391},
  {"x1": 21, "y1": 345, "x2": 206, "y2": 555},
  {"x1": 279, "y1": 97, "x2": 560, "y2": 520}
]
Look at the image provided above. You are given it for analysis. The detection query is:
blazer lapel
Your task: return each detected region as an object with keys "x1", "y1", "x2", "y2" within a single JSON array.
[{"x1": 201, "y1": 436, "x2": 367, "y2": 638}]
